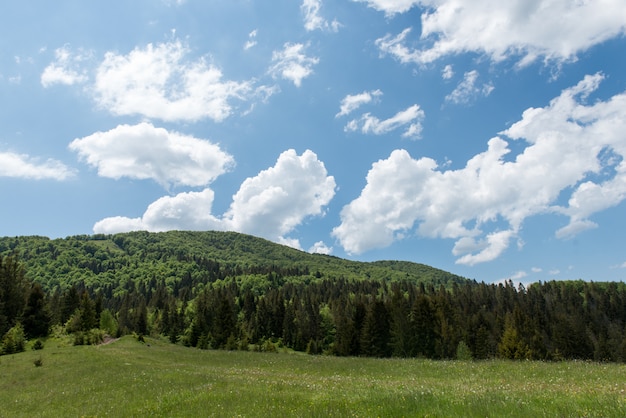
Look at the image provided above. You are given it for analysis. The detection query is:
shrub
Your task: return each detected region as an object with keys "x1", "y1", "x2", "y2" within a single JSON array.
[
  {"x1": 32, "y1": 339, "x2": 44, "y2": 350},
  {"x1": 1, "y1": 323, "x2": 26, "y2": 355},
  {"x1": 456, "y1": 340, "x2": 473, "y2": 361},
  {"x1": 73, "y1": 329, "x2": 105, "y2": 346},
  {"x1": 33, "y1": 357, "x2": 43, "y2": 367}
]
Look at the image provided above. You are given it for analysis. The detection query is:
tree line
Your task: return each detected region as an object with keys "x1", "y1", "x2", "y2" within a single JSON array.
[{"x1": 2, "y1": 252, "x2": 626, "y2": 361}]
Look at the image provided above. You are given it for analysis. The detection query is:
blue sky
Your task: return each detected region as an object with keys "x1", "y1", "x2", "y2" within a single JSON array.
[{"x1": 1, "y1": 0, "x2": 626, "y2": 284}]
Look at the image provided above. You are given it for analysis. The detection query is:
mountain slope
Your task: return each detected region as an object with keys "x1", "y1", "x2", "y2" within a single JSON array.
[{"x1": 0, "y1": 230, "x2": 468, "y2": 292}]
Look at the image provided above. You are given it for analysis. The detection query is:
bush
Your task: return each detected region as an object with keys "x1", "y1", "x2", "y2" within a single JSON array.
[
  {"x1": 32, "y1": 339, "x2": 44, "y2": 350},
  {"x1": 73, "y1": 329, "x2": 105, "y2": 346},
  {"x1": 33, "y1": 357, "x2": 43, "y2": 367},
  {"x1": 456, "y1": 340, "x2": 473, "y2": 361},
  {"x1": 1, "y1": 323, "x2": 26, "y2": 355}
]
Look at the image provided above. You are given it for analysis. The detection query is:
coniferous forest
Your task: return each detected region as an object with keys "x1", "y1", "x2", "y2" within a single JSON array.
[{"x1": 1, "y1": 231, "x2": 625, "y2": 361}]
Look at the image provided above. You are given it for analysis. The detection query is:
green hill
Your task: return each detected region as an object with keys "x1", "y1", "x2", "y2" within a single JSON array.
[{"x1": 0, "y1": 230, "x2": 468, "y2": 293}]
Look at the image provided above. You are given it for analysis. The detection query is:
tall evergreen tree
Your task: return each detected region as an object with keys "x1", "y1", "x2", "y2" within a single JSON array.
[
  {"x1": 22, "y1": 283, "x2": 51, "y2": 338},
  {"x1": 0, "y1": 254, "x2": 28, "y2": 336}
]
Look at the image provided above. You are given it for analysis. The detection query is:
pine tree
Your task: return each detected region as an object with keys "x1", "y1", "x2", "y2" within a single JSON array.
[
  {"x1": 0, "y1": 255, "x2": 29, "y2": 336},
  {"x1": 21, "y1": 283, "x2": 51, "y2": 338}
]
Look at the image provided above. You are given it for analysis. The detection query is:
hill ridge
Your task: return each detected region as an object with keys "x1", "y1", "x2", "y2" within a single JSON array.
[{"x1": 0, "y1": 230, "x2": 468, "y2": 292}]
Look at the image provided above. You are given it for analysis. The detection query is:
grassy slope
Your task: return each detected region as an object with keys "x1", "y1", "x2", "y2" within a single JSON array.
[{"x1": 1, "y1": 336, "x2": 625, "y2": 417}]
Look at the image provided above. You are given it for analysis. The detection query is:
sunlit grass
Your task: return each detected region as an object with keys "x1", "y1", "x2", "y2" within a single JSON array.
[{"x1": 1, "y1": 336, "x2": 625, "y2": 417}]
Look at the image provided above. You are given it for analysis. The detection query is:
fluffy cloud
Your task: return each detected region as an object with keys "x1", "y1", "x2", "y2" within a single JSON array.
[
  {"x1": 69, "y1": 122, "x2": 234, "y2": 189},
  {"x1": 302, "y1": 0, "x2": 340, "y2": 32},
  {"x1": 309, "y1": 241, "x2": 333, "y2": 255},
  {"x1": 41, "y1": 46, "x2": 90, "y2": 87},
  {"x1": 441, "y1": 64, "x2": 454, "y2": 80},
  {"x1": 336, "y1": 89, "x2": 383, "y2": 117},
  {"x1": 334, "y1": 74, "x2": 626, "y2": 265},
  {"x1": 445, "y1": 70, "x2": 494, "y2": 105},
  {"x1": 94, "y1": 40, "x2": 260, "y2": 122},
  {"x1": 0, "y1": 151, "x2": 74, "y2": 180},
  {"x1": 269, "y1": 43, "x2": 319, "y2": 87},
  {"x1": 375, "y1": 1, "x2": 626, "y2": 65},
  {"x1": 352, "y1": 0, "x2": 419, "y2": 15},
  {"x1": 93, "y1": 149, "x2": 336, "y2": 249},
  {"x1": 344, "y1": 104, "x2": 424, "y2": 139},
  {"x1": 223, "y1": 149, "x2": 336, "y2": 245},
  {"x1": 93, "y1": 188, "x2": 222, "y2": 233}
]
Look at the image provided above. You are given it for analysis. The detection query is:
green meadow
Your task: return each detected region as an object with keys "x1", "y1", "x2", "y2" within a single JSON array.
[{"x1": 1, "y1": 337, "x2": 625, "y2": 417}]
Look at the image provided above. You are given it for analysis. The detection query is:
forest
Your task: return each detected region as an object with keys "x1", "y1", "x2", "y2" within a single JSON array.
[{"x1": 1, "y1": 231, "x2": 625, "y2": 361}]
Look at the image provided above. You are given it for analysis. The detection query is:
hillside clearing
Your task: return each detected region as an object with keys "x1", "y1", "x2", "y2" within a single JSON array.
[{"x1": 1, "y1": 336, "x2": 625, "y2": 417}]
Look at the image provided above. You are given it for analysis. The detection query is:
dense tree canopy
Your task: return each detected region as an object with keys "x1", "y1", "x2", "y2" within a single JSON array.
[{"x1": 1, "y1": 231, "x2": 626, "y2": 361}]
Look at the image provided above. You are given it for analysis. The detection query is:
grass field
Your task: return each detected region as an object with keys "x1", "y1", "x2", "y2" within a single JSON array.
[{"x1": 1, "y1": 336, "x2": 625, "y2": 417}]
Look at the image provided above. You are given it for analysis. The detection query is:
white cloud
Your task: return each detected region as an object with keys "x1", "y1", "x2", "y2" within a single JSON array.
[
  {"x1": 93, "y1": 188, "x2": 222, "y2": 234},
  {"x1": 94, "y1": 149, "x2": 336, "y2": 249},
  {"x1": 531, "y1": 267, "x2": 542, "y2": 273},
  {"x1": 269, "y1": 43, "x2": 319, "y2": 87},
  {"x1": 41, "y1": 46, "x2": 90, "y2": 87},
  {"x1": 509, "y1": 270, "x2": 528, "y2": 281},
  {"x1": 69, "y1": 122, "x2": 234, "y2": 189},
  {"x1": 0, "y1": 151, "x2": 74, "y2": 180},
  {"x1": 375, "y1": 1, "x2": 626, "y2": 66},
  {"x1": 309, "y1": 241, "x2": 333, "y2": 255},
  {"x1": 302, "y1": 0, "x2": 340, "y2": 32},
  {"x1": 244, "y1": 29, "x2": 258, "y2": 50},
  {"x1": 223, "y1": 149, "x2": 336, "y2": 246},
  {"x1": 445, "y1": 70, "x2": 494, "y2": 105},
  {"x1": 94, "y1": 40, "x2": 261, "y2": 122},
  {"x1": 334, "y1": 74, "x2": 626, "y2": 265},
  {"x1": 352, "y1": 0, "x2": 419, "y2": 16},
  {"x1": 336, "y1": 89, "x2": 383, "y2": 117},
  {"x1": 345, "y1": 104, "x2": 425, "y2": 139},
  {"x1": 441, "y1": 64, "x2": 454, "y2": 80}
]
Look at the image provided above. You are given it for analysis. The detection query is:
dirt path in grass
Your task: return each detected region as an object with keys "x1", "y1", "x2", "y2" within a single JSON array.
[{"x1": 100, "y1": 335, "x2": 119, "y2": 345}]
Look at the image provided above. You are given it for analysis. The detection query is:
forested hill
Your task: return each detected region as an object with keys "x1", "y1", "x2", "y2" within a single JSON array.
[
  {"x1": 0, "y1": 230, "x2": 467, "y2": 293},
  {"x1": 2, "y1": 231, "x2": 626, "y2": 362}
]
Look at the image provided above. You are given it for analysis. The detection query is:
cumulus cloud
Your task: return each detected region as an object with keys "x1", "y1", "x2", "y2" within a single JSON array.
[
  {"x1": 375, "y1": 1, "x2": 626, "y2": 65},
  {"x1": 41, "y1": 46, "x2": 90, "y2": 87},
  {"x1": 94, "y1": 40, "x2": 262, "y2": 122},
  {"x1": 94, "y1": 149, "x2": 336, "y2": 249},
  {"x1": 69, "y1": 122, "x2": 234, "y2": 189},
  {"x1": 344, "y1": 104, "x2": 425, "y2": 139},
  {"x1": 352, "y1": 0, "x2": 419, "y2": 15},
  {"x1": 441, "y1": 64, "x2": 454, "y2": 80},
  {"x1": 0, "y1": 151, "x2": 74, "y2": 180},
  {"x1": 334, "y1": 74, "x2": 626, "y2": 265},
  {"x1": 93, "y1": 188, "x2": 222, "y2": 234},
  {"x1": 302, "y1": 0, "x2": 340, "y2": 32},
  {"x1": 336, "y1": 89, "x2": 383, "y2": 117},
  {"x1": 223, "y1": 149, "x2": 336, "y2": 246},
  {"x1": 269, "y1": 43, "x2": 319, "y2": 87},
  {"x1": 445, "y1": 70, "x2": 494, "y2": 105},
  {"x1": 309, "y1": 241, "x2": 333, "y2": 255}
]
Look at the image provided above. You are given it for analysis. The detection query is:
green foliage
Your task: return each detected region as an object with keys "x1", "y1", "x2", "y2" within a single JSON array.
[
  {"x1": 3, "y1": 231, "x2": 626, "y2": 363},
  {"x1": 32, "y1": 339, "x2": 44, "y2": 351},
  {"x1": 22, "y1": 283, "x2": 51, "y2": 338},
  {"x1": 0, "y1": 254, "x2": 29, "y2": 336},
  {"x1": 456, "y1": 340, "x2": 473, "y2": 360},
  {"x1": 99, "y1": 309, "x2": 118, "y2": 336},
  {"x1": 1, "y1": 322, "x2": 26, "y2": 355},
  {"x1": 73, "y1": 329, "x2": 105, "y2": 346},
  {"x1": 0, "y1": 231, "x2": 467, "y2": 298}
]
